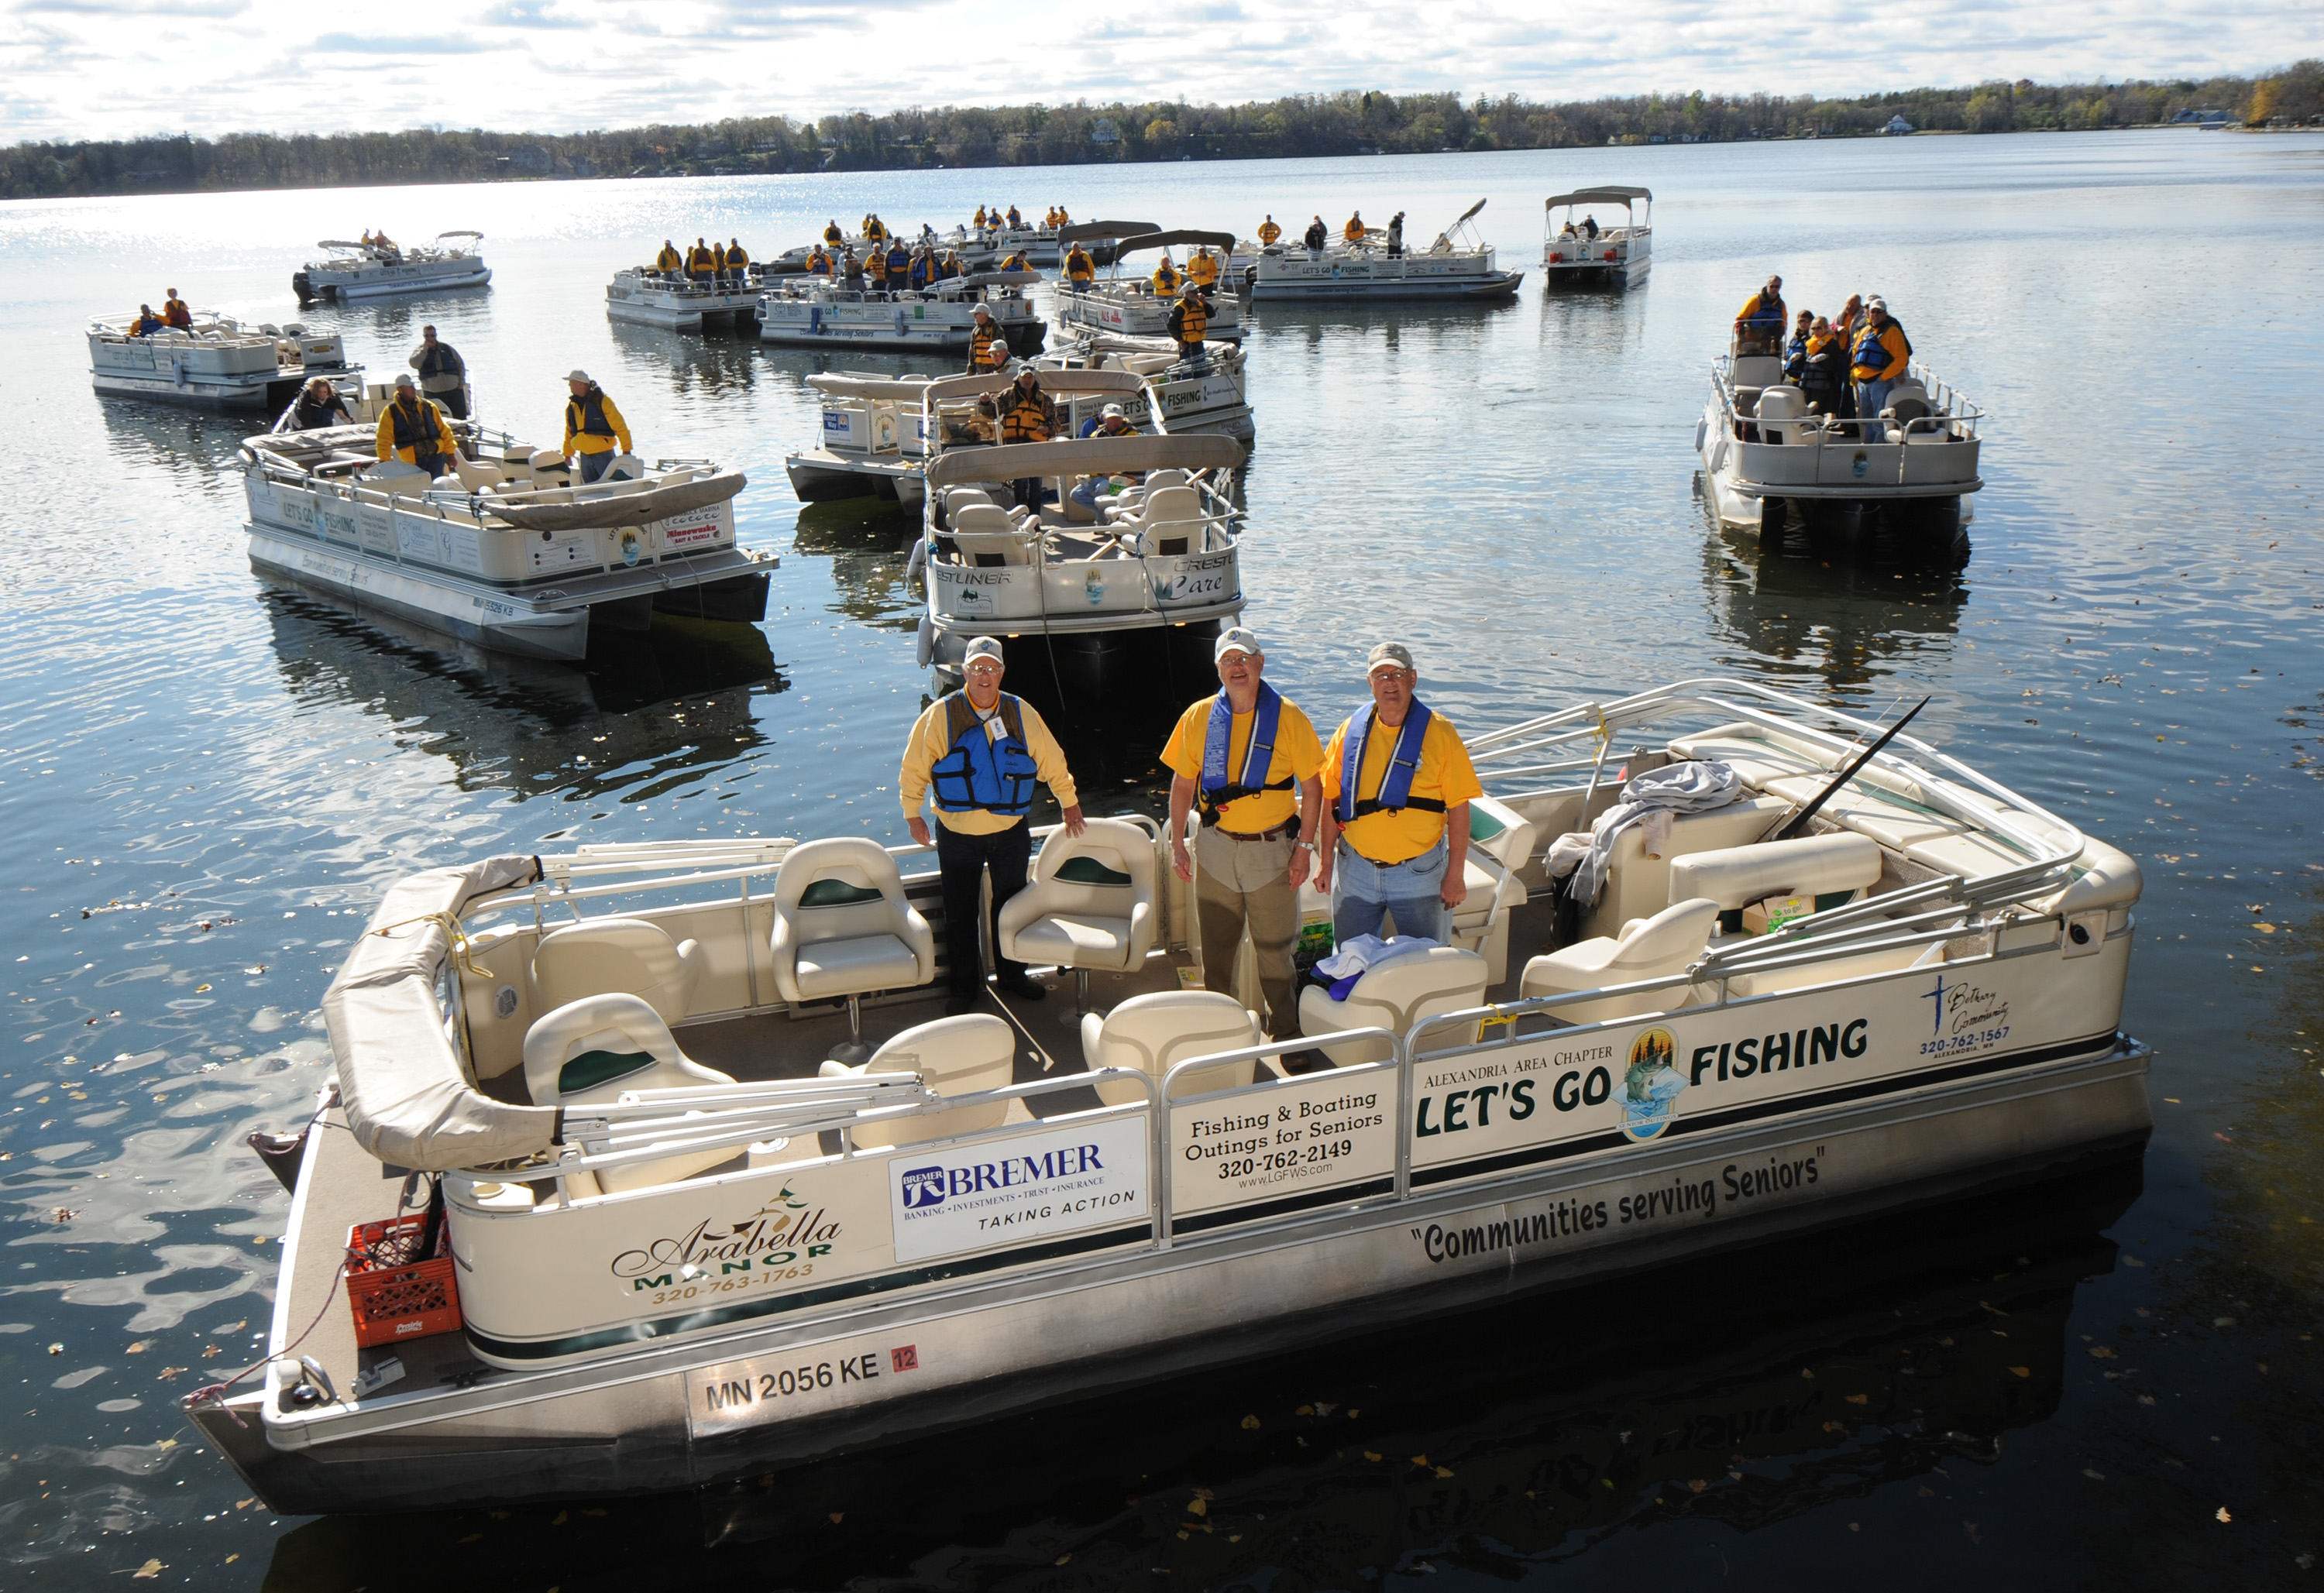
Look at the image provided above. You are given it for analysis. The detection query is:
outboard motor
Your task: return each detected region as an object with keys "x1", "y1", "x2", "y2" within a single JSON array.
[{"x1": 290, "y1": 270, "x2": 315, "y2": 304}]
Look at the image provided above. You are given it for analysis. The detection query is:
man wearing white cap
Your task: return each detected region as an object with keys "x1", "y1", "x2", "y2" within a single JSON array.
[
  {"x1": 1160, "y1": 627, "x2": 1324, "y2": 1039},
  {"x1": 965, "y1": 303, "x2": 1007, "y2": 375},
  {"x1": 561, "y1": 370, "x2": 631, "y2": 484},
  {"x1": 900, "y1": 637, "x2": 1085, "y2": 1008},
  {"x1": 1315, "y1": 642, "x2": 1483, "y2": 946},
  {"x1": 374, "y1": 373, "x2": 456, "y2": 479}
]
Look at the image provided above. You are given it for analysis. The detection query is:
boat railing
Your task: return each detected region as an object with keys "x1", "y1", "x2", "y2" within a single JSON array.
[{"x1": 1712, "y1": 357, "x2": 1983, "y2": 434}]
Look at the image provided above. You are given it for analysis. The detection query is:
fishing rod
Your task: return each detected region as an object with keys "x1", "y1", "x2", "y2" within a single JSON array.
[{"x1": 1769, "y1": 695, "x2": 1931, "y2": 843}]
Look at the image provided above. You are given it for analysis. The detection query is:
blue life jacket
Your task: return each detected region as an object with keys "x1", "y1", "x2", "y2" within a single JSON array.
[
  {"x1": 1738, "y1": 292, "x2": 1785, "y2": 333},
  {"x1": 887, "y1": 244, "x2": 909, "y2": 278},
  {"x1": 1783, "y1": 331, "x2": 1809, "y2": 383},
  {"x1": 930, "y1": 692, "x2": 1039, "y2": 815},
  {"x1": 1198, "y1": 683, "x2": 1293, "y2": 822},
  {"x1": 1336, "y1": 702, "x2": 1444, "y2": 824}
]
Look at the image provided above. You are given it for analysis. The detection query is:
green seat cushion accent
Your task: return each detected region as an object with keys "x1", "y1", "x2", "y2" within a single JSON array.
[
  {"x1": 799, "y1": 878, "x2": 887, "y2": 908},
  {"x1": 559, "y1": 1049, "x2": 656, "y2": 1095},
  {"x1": 1467, "y1": 805, "x2": 1508, "y2": 842},
  {"x1": 1813, "y1": 890, "x2": 1858, "y2": 912},
  {"x1": 1717, "y1": 908, "x2": 1745, "y2": 935},
  {"x1": 1055, "y1": 856, "x2": 1133, "y2": 887}
]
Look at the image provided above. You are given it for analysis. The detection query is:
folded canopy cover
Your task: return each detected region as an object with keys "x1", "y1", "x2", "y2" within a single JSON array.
[
  {"x1": 325, "y1": 855, "x2": 558, "y2": 1171},
  {"x1": 1545, "y1": 187, "x2": 1652, "y2": 210},
  {"x1": 923, "y1": 431, "x2": 1246, "y2": 486}
]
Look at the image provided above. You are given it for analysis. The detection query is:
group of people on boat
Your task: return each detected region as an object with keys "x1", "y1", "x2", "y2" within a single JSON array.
[
  {"x1": 901, "y1": 630, "x2": 1479, "y2": 1044},
  {"x1": 1554, "y1": 213, "x2": 1604, "y2": 241},
  {"x1": 804, "y1": 239, "x2": 975, "y2": 294},
  {"x1": 1736, "y1": 275, "x2": 1916, "y2": 429},
  {"x1": 969, "y1": 204, "x2": 1067, "y2": 232},
  {"x1": 124, "y1": 289, "x2": 195, "y2": 336},
  {"x1": 1280, "y1": 212, "x2": 1407, "y2": 256},
  {"x1": 346, "y1": 360, "x2": 634, "y2": 486},
  {"x1": 357, "y1": 228, "x2": 400, "y2": 260},
  {"x1": 651, "y1": 237, "x2": 752, "y2": 285}
]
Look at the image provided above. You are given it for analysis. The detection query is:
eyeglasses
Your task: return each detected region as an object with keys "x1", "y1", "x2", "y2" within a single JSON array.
[{"x1": 964, "y1": 661, "x2": 1003, "y2": 676}]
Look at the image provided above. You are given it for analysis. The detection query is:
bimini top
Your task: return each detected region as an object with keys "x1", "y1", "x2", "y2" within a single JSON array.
[
  {"x1": 922, "y1": 369, "x2": 1149, "y2": 404},
  {"x1": 1546, "y1": 187, "x2": 1652, "y2": 209},
  {"x1": 1057, "y1": 219, "x2": 1162, "y2": 245},
  {"x1": 923, "y1": 431, "x2": 1246, "y2": 488},
  {"x1": 1112, "y1": 229, "x2": 1239, "y2": 256},
  {"x1": 806, "y1": 373, "x2": 933, "y2": 400}
]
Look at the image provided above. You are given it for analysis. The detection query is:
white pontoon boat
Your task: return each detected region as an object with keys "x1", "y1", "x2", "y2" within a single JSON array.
[
  {"x1": 1054, "y1": 228, "x2": 1245, "y2": 342},
  {"x1": 188, "y1": 678, "x2": 2147, "y2": 1512},
  {"x1": 943, "y1": 218, "x2": 1064, "y2": 270},
  {"x1": 757, "y1": 270, "x2": 1047, "y2": 353},
  {"x1": 1251, "y1": 201, "x2": 1522, "y2": 301},
  {"x1": 1697, "y1": 335, "x2": 1984, "y2": 544},
  {"x1": 1037, "y1": 333, "x2": 1255, "y2": 442},
  {"x1": 784, "y1": 373, "x2": 936, "y2": 504},
  {"x1": 89, "y1": 312, "x2": 359, "y2": 411},
  {"x1": 293, "y1": 232, "x2": 491, "y2": 304},
  {"x1": 911, "y1": 369, "x2": 1246, "y2": 685},
  {"x1": 606, "y1": 268, "x2": 761, "y2": 331},
  {"x1": 1543, "y1": 187, "x2": 1652, "y2": 287},
  {"x1": 240, "y1": 423, "x2": 773, "y2": 660}
]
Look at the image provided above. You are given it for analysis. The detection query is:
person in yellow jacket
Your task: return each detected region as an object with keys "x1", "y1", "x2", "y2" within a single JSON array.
[
  {"x1": 1344, "y1": 211, "x2": 1367, "y2": 243},
  {"x1": 806, "y1": 245, "x2": 830, "y2": 276},
  {"x1": 823, "y1": 219, "x2": 844, "y2": 245},
  {"x1": 1257, "y1": 215, "x2": 1281, "y2": 246},
  {"x1": 1186, "y1": 246, "x2": 1219, "y2": 290},
  {"x1": 965, "y1": 303, "x2": 1008, "y2": 374},
  {"x1": 1160, "y1": 627, "x2": 1325, "y2": 1040},
  {"x1": 899, "y1": 635, "x2": 1084, "y2": 1008},
  {"x1": 1850, "y1": 296, "x2": 1913, "y2": 425},
  {"x1": 1167, "y1": 283, "x2": 1209, "y2": 361},
  {"x1": 972, "y1": 205, "x2": 988, "y2": 228},
  {"x1": 1315, "y1": 641, "x2": 1482, "y2": 946},
  {"x1": 687, "y1": 239, "x2": 714, "y2": 283},
  {"x1": 999, "y1": 249, "x2": 1029, "y2": 273},
  {"x1": 724, "y1": 238, "x2": 749, "y2": 280},
  {"x1": 1063, "y1": 241, "x2": 1095, "y2": 290},
  {"x1": 374, "y1": 374, "x2": 456, "y2": 477},
  {"x1": 1006, "y1": 204, "x2": 1023, "y2": 229},
  {"x1": 1733, "y1": 275, "x2": 1786, "y2": 355},
  {"x1": 1150, "y1": 253, "x2": 1182, "y2": 295},
  {"x1": 655, "y1": 239, "x2": 683, "y2": 275},
  {"x1": 162, "y1": 289, "x2": 193, "y2": 329},
  {"x1": 711, "y1": 241, "x2": 728, "y2": 281},
  {"x1": 561, "y1": 369, "x2": 632, "y2": 485}
]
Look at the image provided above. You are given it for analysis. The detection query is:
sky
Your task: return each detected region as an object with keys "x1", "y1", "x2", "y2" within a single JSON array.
[{"x1": 1, "y1": 0, "x2": 2314, "y2": 145}]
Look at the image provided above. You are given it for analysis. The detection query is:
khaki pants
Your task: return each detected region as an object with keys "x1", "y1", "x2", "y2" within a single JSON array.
[{"x1": 1195, "y1": 823, "x2": 1299, "y2": 1039}]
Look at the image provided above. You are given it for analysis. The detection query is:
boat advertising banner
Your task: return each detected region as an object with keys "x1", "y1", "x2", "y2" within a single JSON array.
[
  {"x1": 1170, "y1": 1065, "x2": 1397, "y2": 1224},
  {"x1": 889, "y1": 1115, "x2": 1149, "y2": 1264}
]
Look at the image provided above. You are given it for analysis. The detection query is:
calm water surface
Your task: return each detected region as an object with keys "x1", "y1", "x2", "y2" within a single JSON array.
[{"x1": 3, "y1": 130, "x2": 2322, "y2": 1588}]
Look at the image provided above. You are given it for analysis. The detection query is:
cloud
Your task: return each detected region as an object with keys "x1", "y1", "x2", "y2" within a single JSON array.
[
  {"x1": 480, "y1": 0, "x2": 582, "y2": 26},
  {"x1": 308, "y1": 33, "x2": 497, "y2": 53},
  {"x1": 15, "y1": 0, "x2": 248, "y2": 14}
]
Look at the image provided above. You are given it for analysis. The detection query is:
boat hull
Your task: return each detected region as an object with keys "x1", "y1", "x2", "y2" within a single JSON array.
[
  {"x1": 1698, "y1": 399, "x2": 1979, "y2": 548},
  {"x1": 1251, "y1": 250, "x2": 1523, "y2": 301},
  {"x1": 91, "y1": 368, "x2": 303, "y2": 411},
  {"x1": 784, "y1": 449, "x2": 926, "y2": 504},
  {"x1": 296, "y1": 263, "x2": 493, "y2": 304},
  {"x1": 606, "y1": 285, "x2": 761, "y2": 331},
  {"x1": 758, "y1": 292, "x2": 1044, "y2": 352},
  {"x1": 1054, "y1": 287, "x2": 1246, "y2": 342},
  {"x1": 194, "y1": 1034, "x2": 2149, "y2": 1513}
]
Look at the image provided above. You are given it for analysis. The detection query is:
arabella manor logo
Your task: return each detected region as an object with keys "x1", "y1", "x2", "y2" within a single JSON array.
[{"x1": 608, "y1": 1184, "x2": 844, "y2": 1290}]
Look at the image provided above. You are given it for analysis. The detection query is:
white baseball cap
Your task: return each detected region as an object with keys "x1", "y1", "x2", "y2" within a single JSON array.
[
  {"x1": 566, "y1": 369, "x2": 592, "y2": 383},
  {"x1": 963, "y1": 636, "x2": 1006, "y2": 668},
  {"x1": 1214, "y1": 627, "x2": 1261, "y2": 661}
]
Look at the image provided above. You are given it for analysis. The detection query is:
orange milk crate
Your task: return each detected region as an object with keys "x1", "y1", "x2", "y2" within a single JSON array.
[{"x1": 345, "y1": 1214, "x2": 463, "y2": 1348}]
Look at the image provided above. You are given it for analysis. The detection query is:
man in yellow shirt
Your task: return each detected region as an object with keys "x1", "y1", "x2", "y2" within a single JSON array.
[
  {"x1": 561, "y1": 369, "x2": 632, "y2": 484},
  {"x1": 374, "y1": 373, "x2": 456, "y2": 477},
  {"x1": 1316, "y1": 642, "x2": 1483, "y2": 946},
  {"x1": 1161, "y1": 628, "x2": 1323, "y2": 1039},
  {"x1": 901, "y1": 637, "x2": 1085, "y2": 1007},
  {"x1": 1257, "y1": 215, "x2": 1281, "y2": 246}
]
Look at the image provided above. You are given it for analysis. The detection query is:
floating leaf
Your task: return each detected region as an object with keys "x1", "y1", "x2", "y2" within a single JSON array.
[
  {"x1": 1435, "y1": 1467, "x2": 1456, "y2": 1479},
  {"x1": 2008, "y1": 1367, "x2": 2031, "y2": 1378},
  {"x1": 1185, "y1": 1499, "x2": 1207, "y2": 1517},
  {"x1": 1363, "y1": 1451, "x2": 1382, "y2": 1463},
  {"x1": 2089, "y1": 1347, "x2": 2119, "y2": 1360},
  {"x1": 830, "y1": 1512, "x2": 844, "y2": 1524},
  {"x1": 458, "y1": 1533, "x2": 481, "y2": 1544},
  {"x1": 1239, "y1": 1414, "x2": 1260, "y2": 1430},
  {"x1": 2216, "y1": 1507, "x2": 2233, "y2": 1523},
  {"x1": 1687, "y1": 1479, "x2": 1707, "y2": 1493},
  {"x1": 1800, "y1": 1368, "x2": 1815, "y2": 1379},
  {"x1": 551, "y1": 1509, "x2": 567, "y2": 1526},
  {"x1": 1295, "y1": 1404, "x2": 1314, "y2": 1416},
  {"x1": 1845, "y1": 1394, "x2": 1870, "y2": 1406},
  {"x1": 132, "y1": 1561, "x2": 163, "y2": 1580}
]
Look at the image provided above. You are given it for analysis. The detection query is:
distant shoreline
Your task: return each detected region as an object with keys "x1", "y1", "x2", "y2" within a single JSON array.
[{"x1": 6, "y1": 72, "x2": 2312, "y2": 204}]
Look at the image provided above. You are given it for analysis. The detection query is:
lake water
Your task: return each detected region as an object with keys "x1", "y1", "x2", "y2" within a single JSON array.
[{"x1": 3, "y1": 129, "x2": 2322, "y2": 1588}]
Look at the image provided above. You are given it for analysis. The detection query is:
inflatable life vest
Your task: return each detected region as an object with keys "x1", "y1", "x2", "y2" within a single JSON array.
[
  {"x1": 1851, "y1": 318, "x2": 1912, "y2": 379},
  {"x1": 1199, "y1": 684, "x2": 1294, "y2": 822},
  {"x1": 1336, "y1": 702, "x2": 1443, "y2": 824},
  {"x1": 930, "y1": 692, "x2": 1038, "y2": 815},
  {"x1": 1737, "y1": 291, "x2": 1785, "y2": 332}
]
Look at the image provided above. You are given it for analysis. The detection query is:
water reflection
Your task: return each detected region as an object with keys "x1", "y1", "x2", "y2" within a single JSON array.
[
  {"x1": 94, "y1": 399, "x2": 259, "y2": 479},
  {"x1": 255, "y1": 1162, "x2": 2137, "y2": 1591},
  {"x1": 789, "y1": 497, "x2": 920, "y2": 628},
  {"x1": 606, "y1": 317, "x2": 766, "y2": 404},
  {"x1": 1701, "y1": 511, "x2": 1968, "y2": 701},
  {"x1": 258, "y1": 588, "x2": 783, "y2": 802},
  {"x1": 1246, "y1": 298, "x2": 1525, "y2": 353}
]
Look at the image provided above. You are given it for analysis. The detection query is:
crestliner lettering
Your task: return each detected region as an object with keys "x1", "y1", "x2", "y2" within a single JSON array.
[{"x1": 1689, "y1": 1018, "x2": 1868, "y2": 1085}]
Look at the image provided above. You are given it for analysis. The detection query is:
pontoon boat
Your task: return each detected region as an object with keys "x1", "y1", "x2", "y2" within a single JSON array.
[
  {"x1": 783, "y1": 373, "x2": 935, "y2": 504},
  {"x1": 1697, "y1": 335, "x2": 1984, "y2": 545},
  {"x1": 756, "y1": 271, "x2": 1046, "y2": 353},
  {"x1": 1054, "y1": 228, "x2": 1244, "y2": 342},
  {"x1": 606, "y1": 268, "x2": 761, "y2": 331},
  {"x1": 240, "y1": 421, "x2": 772, "y2": 660},
  {"x1": 1037, "y1": 332, "x2": 1255, "y2": 442},
  {"x1": 1543, "y1": 187, "x2": 1652, "y2": 287},
  {"x1": 89, "y1": 312, "x2": 359, "y2": 411},
  {"x1": 293, "y1": 232, "x2": 491, "y2": 304},
  {"x1": 189, "y1": 678, "x2": 2146, "y2": 1512},
  {"x1": 1250, "y1": 201, "x2": 1522, "y2": 301}
]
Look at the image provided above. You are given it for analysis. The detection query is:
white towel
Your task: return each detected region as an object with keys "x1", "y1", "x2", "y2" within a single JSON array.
[
  {"x1": 1562, "y1": 760, "x2": 1744, "y2": 908},
  {"x1": 1314, "y1": 933, "x2": 1439, "y2": 982}
]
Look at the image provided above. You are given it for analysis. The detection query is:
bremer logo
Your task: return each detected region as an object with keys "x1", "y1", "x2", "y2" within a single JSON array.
[{"x1": 900, "y1": 1143, "x2": 1105, "y2": 1210}]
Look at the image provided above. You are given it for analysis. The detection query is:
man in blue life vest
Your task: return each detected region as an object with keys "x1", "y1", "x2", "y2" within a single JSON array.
[
  {"x1": 374, "y1": 373, "x2": 457, "y2": 479},
  {"x1": 900, "y1": 637, "x2": 1085, "y2": 1009},
  {"x1": 1160, "y1": 628, "x2": 1324, "y2": 1040},
  {"x1": 1733, "y1": 274, "x2": 1786, "y2": 356},
  {"x1": 561, "y1": 369, "x2": 632, "y2": 485},
  {"x1": 1849, "y1": 295, "x2": 1913, "y2": 434},
  {"x1": 1315, "y1": 642, "x2": 1483, "y2": 946}
]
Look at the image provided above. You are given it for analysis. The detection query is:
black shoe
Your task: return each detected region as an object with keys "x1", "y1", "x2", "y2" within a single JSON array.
[
  {"x1": 1278, "y1": 1047, "x2": 1330, "y2": 1074},
  {"x1": 994, "y1": 976, "x2": 1047, "y2": 1002}
]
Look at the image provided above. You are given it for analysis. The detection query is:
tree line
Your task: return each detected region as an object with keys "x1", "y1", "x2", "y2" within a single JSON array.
[{"x1": 5, "y1": 65, "x2": 2316, "y2": 202}]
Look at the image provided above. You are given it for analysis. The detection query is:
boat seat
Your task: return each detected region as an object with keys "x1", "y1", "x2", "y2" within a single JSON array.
[
  {"x1": 363, "y1": 459, "x2": 429, "y2": 483},
  {"x1": 998, "y1": 819, "x2": 1157, "y2": 1018},
  {"x1": 1519, "y1": 898, "x2": 1719, "y2": 1025},
  {"x1": 531, "y1": 915, "x2": 706, "y2": 1028},
  {"x1": 1667, "y1": 832, "x2": 1883, "y2": 912},
  {"x1": 1753, "y1": 384, "x2": 1810, "y2": 445},
  {"x1": 770, "y1": 838, "x2": 936, "y2": 1058},
  {"x1": 1578, "y1": 794, "x2": 1791, "y2": 941},
  {"x1": 819, "y1": 1014, "x2": 1017, "y2": 1148},
  {"x1": 521, "y1": 993, "x2": 736, "y2": 1193},
  {"x1": 1081, "y1": 990, "x2": 1261, "y2": 1106},
  {"x1": 528, "y1": 448, "x2": 565, "y2": 472},
  {"x1": 1299, "y1": 946, "x2": 1488, "y2": 1069},
  {"x1": 449, "y1": 455, "x2": 501, "y2": 493}
]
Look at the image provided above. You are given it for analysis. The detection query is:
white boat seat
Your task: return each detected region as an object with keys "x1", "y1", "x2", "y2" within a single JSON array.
[
  {"x1": 1754, "y1": 384, "x2": 1810, "y2": 445},
  {"x1": 1465, "y1": 794, "x2": 1538, "y2": 876},
  {"x1": 1578, "y1": 794, "x2": 1791, "y2": 942},
  {"x1": 521, "y1": 993, "x2": 736, "y2": 1193},
  {"x1": 1081, "y1": 990, "x2": 1260, "y2": 1106},
  {"x1": 998, "y1": 820, "x2": 1157, "y2": 1008},
  {"x1": 1666, "y1": 832, "x2": 1883, "y2": 921},
  {"x1": 948, "y1": 528, "x2": 1037, "y2": 567},
  {"x1": 449, "y1": 455, "x2": 500, "y2": 493},
  {"x1": 771, "y1": 837, "x2": 936, "y2": 1004},
  {"x1": 531, "y1": 915, "x2": 705, "y2": 1028},
  {"x1": 528, "y1": 448, "x2": 565, "y2": 471},
  {"x1": 1519, "y1": 898, "x2": 1719, "y2": 1025},
  {"x1": 1299, "y1": 946, "x2": 1488, "y2": 1068},
  {"x1": 363, "y1": 458, "x2": 428, "y2": 483},
  {"x1": 820, "y1": 1014, "x2": 1016, "y2": 1148}
]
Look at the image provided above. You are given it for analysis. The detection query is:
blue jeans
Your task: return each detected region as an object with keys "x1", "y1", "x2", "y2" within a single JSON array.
[
  {"x1": 1070, "y1": 475, "x2": 1107, "y2": 516},
  {"x1": 1855, "y1": 379, "x2": 1894, "y2": 432},
  {"x1": 1332, "y1": 836, "x2": 1448, "y2": 946},
  {"x1": 577, "y1": 450, "x2": 614, "y2": 484}
]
